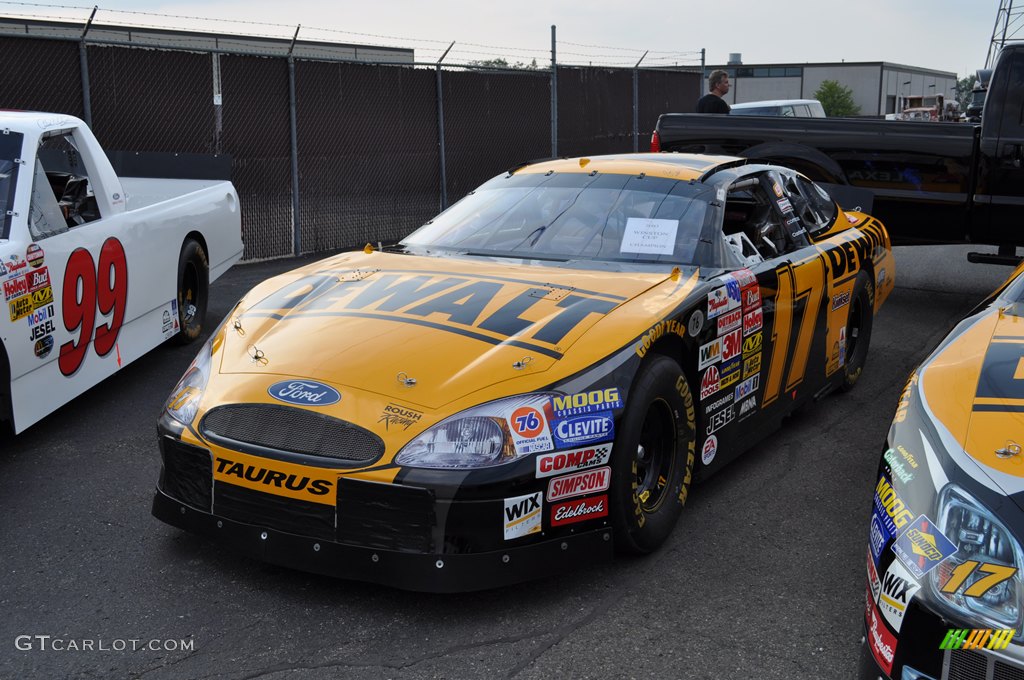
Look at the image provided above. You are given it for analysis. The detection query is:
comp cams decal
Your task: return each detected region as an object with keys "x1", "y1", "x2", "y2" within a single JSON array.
[{"x1": 535, "y1": 444, "x2": 612, "y2": 478}]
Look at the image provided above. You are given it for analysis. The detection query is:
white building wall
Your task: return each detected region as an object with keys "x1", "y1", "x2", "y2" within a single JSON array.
[
  {"x1": 727, "y1": 77, "x2": 802, "y2": 104},
  {"x1": 802, "y1": 65, "x2": 881, "y2": 115},
  {"x1": 881, "y1": 68, "x2": 958, "y2": 114}
]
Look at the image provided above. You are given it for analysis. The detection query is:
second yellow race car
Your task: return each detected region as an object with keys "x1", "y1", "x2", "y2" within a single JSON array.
[{"x1": 152, "y1": 153, "x2": 894, "y2": 591}]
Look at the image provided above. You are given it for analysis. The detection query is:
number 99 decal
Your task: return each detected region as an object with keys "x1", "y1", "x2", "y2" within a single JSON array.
[{"x1": 59, "y1": 237, "x2": 129, "y2": 377}]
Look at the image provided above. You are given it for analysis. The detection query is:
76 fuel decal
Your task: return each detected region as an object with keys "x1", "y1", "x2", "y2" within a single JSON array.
[
  {"x1": 763, "y1": 254, "x2": 826, "y2": 407},
  {"x1": 59, "y1": 237, "x2": 129, "y2": 376}
]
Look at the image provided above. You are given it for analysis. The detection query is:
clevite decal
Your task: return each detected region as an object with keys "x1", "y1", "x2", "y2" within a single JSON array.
[{"x1": 552, "y1": 411, "x2": 614, "y2": 448}]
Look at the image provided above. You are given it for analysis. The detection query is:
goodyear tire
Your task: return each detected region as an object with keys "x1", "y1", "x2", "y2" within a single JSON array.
[
  {"x1": 610, "y1": 355, "x2": 696, "y2": 554},
  {"x1": 841, "y1": 270, "x2": 874, "y2": 391},
  {"x1": 174, "y1": 239, "x2": 209, "y2": 345}
]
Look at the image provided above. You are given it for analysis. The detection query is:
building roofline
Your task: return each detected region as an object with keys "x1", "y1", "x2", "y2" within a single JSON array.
[{"x1": 708, "y1": 60, "x2": 956, "y2": 77}]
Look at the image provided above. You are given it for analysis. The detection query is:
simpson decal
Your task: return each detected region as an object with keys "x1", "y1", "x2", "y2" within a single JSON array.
[
  {"x1": 536, "y1": 444, "x2": 612, "y2": 478},
  {"x1": 503, "y1": 491, "x2": 543, "y2": 539},
  {"x1": 546, "y1": 467, "x2": 611, "y2": 502}
]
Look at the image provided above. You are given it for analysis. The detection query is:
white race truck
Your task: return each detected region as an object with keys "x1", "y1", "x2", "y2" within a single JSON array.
[{"x1": 0, "y1": 112, "x2": 242, "y2": 433}]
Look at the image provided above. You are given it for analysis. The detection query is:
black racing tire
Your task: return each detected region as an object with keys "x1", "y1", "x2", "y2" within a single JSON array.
[
  {"x1": 174, "y1": 239, "x2": 209, "y2": 346},
  {"x1": 841, "y1": 270, "x2": 875, "y2": 391},
  {"x1": 610, "y1": 355, "x2": 696, "y2": 555}
]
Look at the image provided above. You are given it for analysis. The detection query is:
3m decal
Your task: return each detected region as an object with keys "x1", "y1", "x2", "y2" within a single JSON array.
[
  {"x1": 939, "y1": 561, "x2": 1018, "y2": 598},
  {"x1": 762, "y1": 256, "x2": 826, "y2": 408},
  {"x1": 552, "y1": 388, "x2": 622, "y2": 417},
  {"x1": 552, "y1": 412, "x2": 614, "y2": 448},
  {"x1": 717, "y1": 308, "x2": 742, "y2": 336},
  {"x1": 214, "y1": 455, "x2": 334, "y2": 504},
  {"x1": 509, "y1": 406, "x2": 553, "y2": 454},
  {"x1": 248, "y1": 272, "x2": 619, "y2": 359},
  {"x1": 878, "y1": 559, "x2": 920, "y2": 632},
  {"x1": 535, "y1": 444, "x2": 612, "y2": 478},
  {"x1": 706, "y1": 404, "x2": 734, "y2": 435},
  {"x1": 701, "y1": 435, "x2": 718, "y2": 465},
  {"x1": 635, "y1": 320, "x2": 686, "y2": 358},
  {"x1": 698, "y1": 337, "x2": 722, "y2": 370},
  {"x1": 378, "y1": 403, "x2": 423, "y2": 431},
  {"x1": 546, "y1": 467, "x2": 611, "y2": 502},
  {"x1": 550, "y1": 494, "x2": 608, "y2": 526},
  {"x1": 743, "y1": 308, "x2": 762, "y2": 336},
  {"x1": 874, "y1": 475, "x2": 914, "y2": 533},
  {"x1": 503, "y1": 491, "x2": 543, "y2": 539},
  {"x1": 59, "y1": 238, "x2": 129, "y2": 377},
  {"x1": 940, "y1": 629, "x2": 1015, "y2": 651},
  {"x1": 892, "y1": 515, "x2": 958, "y2": 579},
  {"x1": 268, "y1": 380, "x2": 341, "y2": 406},
  {"x1": 721, "y1": 329, "x2": 742, "y2": 362}
]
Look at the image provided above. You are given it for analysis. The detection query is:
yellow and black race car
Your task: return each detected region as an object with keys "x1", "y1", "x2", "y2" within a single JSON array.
[
  {"x1": 860, "y1": 262, "x2": 1024, "y2": 679},
  {"x1": 153, "y1": 153, "x2": 894, "y2": 592}
]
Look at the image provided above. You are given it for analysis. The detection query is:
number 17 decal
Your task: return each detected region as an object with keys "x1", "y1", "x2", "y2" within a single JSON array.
[
  {"x1": 59, "y1": 237, "x2": 129, "y2": 377},
  {"x1": 763, "y1": 255, "x2": 826, "y2": 408}
]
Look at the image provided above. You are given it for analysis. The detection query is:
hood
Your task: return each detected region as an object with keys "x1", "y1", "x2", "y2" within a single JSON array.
[
  {"x1": 218, "y1": 251, "x2": 681, "y2": 409},
  {"x1": 920, "y1": 303, "x2": 1024, "y2": 499}
]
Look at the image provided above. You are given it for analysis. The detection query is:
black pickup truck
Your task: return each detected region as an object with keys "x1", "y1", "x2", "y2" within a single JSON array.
[{"x1": 652, "y1": 44, "x2": 1024, "y2": 261}]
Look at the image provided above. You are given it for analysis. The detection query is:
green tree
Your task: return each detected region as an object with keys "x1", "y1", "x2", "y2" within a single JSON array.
[
  {"x1": 812, "y1": 80, "x2": 861, "y2": 117},
  {"x1": 466, "y1": 58, "x2": 541, "y2": 70},
  {"x1": 955, "y1": 74, "x2": 975, "y2": 111}
]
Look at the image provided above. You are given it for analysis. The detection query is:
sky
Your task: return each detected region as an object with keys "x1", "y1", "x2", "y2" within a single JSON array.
[{"x1": 0, "y1": 0, "x2": 1006, "y2": 77}]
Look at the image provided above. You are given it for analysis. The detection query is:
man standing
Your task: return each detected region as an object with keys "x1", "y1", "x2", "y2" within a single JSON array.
[{"x1": 697, "y1": 70, "x2": 731, "y2": 113}]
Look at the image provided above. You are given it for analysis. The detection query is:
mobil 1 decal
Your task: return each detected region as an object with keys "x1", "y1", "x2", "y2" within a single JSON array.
[
  {"x1": 245, "y1": 270, "x2": 623, "y2": 359},
  {"x1": 759, "y1": 251, "x2": 831, "y2": 409}
]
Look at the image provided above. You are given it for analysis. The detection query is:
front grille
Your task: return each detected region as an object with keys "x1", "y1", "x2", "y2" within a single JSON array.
[
  {"x1": 946, "y1": 649, "x2": 1024, "y2": 680},
  {"x1": 337, "y1": 478, "x2": 435, "y2": 553},
  {"x1": 159, "y1": 437, "x2": 212, "y2": 511},
  {"x1": 214, "y1": 481, "x2": 335, "y2": 541},
  {"x1": 200, "y1": 404, "x2": 385, "y2": 465}
]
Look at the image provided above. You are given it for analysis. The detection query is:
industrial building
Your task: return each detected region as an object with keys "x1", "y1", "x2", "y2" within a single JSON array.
[{"x1": 708, "y1": 54, "x2": 958, "y2": 117}]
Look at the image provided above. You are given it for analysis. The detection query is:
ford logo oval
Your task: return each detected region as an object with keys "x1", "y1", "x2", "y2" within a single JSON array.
[{"x1": 268, "y1": 380, "x2": 341, "y2": 406}]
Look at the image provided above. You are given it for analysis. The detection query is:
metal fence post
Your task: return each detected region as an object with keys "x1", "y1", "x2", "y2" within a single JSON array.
[
  {"x1": 633, "y1": 51, "x2": 647, "y2": 152},
  {"x1": 550, "y1": 25, "x2": 557, "y2": 158},
  {"x1": 287, "y1": 26, "x2": 301, "y2": 256},
  {"x1": 79, "y1": 5, "x2": 98, "y2": 127},
  {"x1": 700, "y1": 48, "x2": 706, "y2": 104},
  {"x1": 436, "y1": 42, "x2": 454, "y2": 212}
]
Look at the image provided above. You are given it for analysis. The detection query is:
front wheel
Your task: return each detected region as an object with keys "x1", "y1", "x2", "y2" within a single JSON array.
[
  {"x1": 174, "y1": 239, "x2": 209, "y2": 345},
  {"x1": 610, "y1": 355, "x2": 696, "y2": 554},
  {"x1": 840, "y1": 270, "x2": 875, "y2": 391}
]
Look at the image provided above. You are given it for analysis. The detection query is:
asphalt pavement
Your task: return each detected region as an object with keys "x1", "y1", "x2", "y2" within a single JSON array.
[{"x1": 0, "y1": 244, "x2": 1013, "y2": 680}]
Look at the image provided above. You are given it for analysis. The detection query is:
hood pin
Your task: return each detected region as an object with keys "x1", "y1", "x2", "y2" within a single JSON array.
[
  {"x1": 397, "y1": 372, "x2": 417, "y2": 387},
  {"x1": 233, "y1": 318, "x2": 245, "y2": 336},
  {"x1": 512, "y1": 357, "x2": 533, "y2": 370},
  {"x1": 249, "y1": 345, "x2": 268, "y2": 366},
  {"x1": 996, "y1": 441, "x2": 1022, "y2": 458}
]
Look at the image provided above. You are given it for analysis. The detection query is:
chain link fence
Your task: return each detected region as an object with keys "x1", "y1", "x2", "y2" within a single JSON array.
[{"x1": 0, "y1": 32, "x2": 701, "y2": 261}]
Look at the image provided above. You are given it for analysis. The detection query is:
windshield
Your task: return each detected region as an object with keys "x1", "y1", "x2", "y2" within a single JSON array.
[
  {"x1": 402, "y1": 171, "x2": 713, "y2": 266},
  {"x1": 0, "y1": 132, "x2": 24, "y2": 240},
  {"x1": 732, "y1": 106, "x2": 780, "y2": 116}
]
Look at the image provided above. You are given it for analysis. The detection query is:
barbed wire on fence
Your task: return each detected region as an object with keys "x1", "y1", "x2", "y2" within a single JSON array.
[{"x1": 0, "y1": 0, "x2": 704, "y2": 68}]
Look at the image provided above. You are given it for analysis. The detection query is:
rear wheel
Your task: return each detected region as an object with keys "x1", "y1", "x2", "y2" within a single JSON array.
[
  {"x1": 175, "y1": 239, "x2": 209, "y2": 345},
  {"x1": 841, "y1": 270, "x2": 874, "y2": 391},
  {"x1": 610, "y1": 355, "x2": 696, "y2": 554}
]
